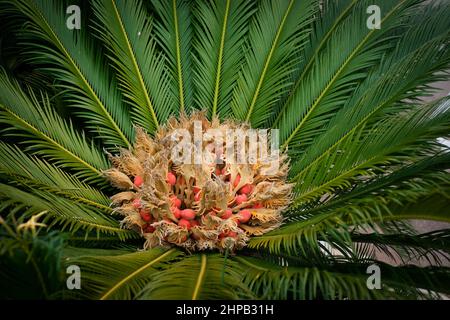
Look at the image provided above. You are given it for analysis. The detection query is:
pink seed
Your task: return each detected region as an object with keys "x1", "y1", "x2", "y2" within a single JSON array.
[
  {"x1": 171, "y1": 206, "x2": 182, "y2": 219},
  {"x1": 134, "y1": 175, "x2": 144, "y2": 187},
  {"x1": 180, "y1": 209, "x2": 196, "y2": 220},
  {"x1": 167, "y1": 172, "x2": 177, "y2": 185},
  {"x1": 170, "y1": 195, "x2": 182, "y2": 208},
  {"x1": 238, "y1": 209, "x2": 252, "y2": 223},
  {"x1": 221, "y1": 209, "x2": 233, "y2": 219},
  {"x1": 239, "y1": 184, "x2": 253, "y2": 195},
  {"x1": 132, "y1": 198, "x2": 142, "y2": 209},
  {"x1": 178, "y1": 219, "x2": 191, "y2": 229},
  {"x1": 190, "y1": 219, "x2": 200, "y2": 227},
  {"x1": 140, "y1": 209, "x2": 152, "y2": 222},
  {"x1": 235, "y1": 194, "x2": 247, "y2": 205},
  {"x1": 253, "y1": 202, "x2": 264, "y2": 209},
  {"x1": 233, "y1": 174, "x2": 241, "y2": 188},
  {"x1": 143, "y1": 224, "x2": 155, "y2": 233}
]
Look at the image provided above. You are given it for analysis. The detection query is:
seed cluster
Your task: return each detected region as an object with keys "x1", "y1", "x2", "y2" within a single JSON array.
[{"x1": 104, "y1": 113, "x2": 293, "y2": 251}]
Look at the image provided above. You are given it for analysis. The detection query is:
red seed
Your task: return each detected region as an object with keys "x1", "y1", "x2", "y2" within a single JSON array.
[
  {"x1": 194, "y1": 191, "x2": 202, "y2": 202},
  {"x1": 228, "y1": 231, "x2": 237, "y2": 238},
  {"x1": 221, "y1": 209, "x2": 233, "y2": 219},
  {"x1": 253, "y1": 202, "x2": 264, "y2": 209},
  {"x1": 239, "y1": 184, "x2": 253, "y2": 195},
  {"x1": 219, "y1": 230, "x2": 237, "y2": 239},
  {"x1": 171, "y1": 206, "x2": 182, "y2": 219},
  {"x1": 170, "y1": 195, "x2": 182, "y2": 208},
  {"x1": 143, "y1": 224, "x2": 155, "y2": 233},
  {"x1": 190, "y1": 219, "x2": 200, "y2": 227},
  {"x1": 178, "y1": 219, "x2": 191, "y2": 229},
  {"x1": 140, "y1": 210, "x2": 152, "y2": 222},
  {"x1": 215, "y1": 168, "x2": 222, "y2": 176},
  {"x1": 167, "y1": 172, "x2": 177, "y2": 185},
  {"x1": 180, "y1": 209, "x2": 196, "y2": 220},
  {"x1": 238, "y1": 209, "x2": 252, "y2": 223},
  {"x1": 235, "y1": 194, "x2": 247, "y2": 205},
  {"x1": 132, "y1": 198, "x2": 142, "y2": 209},
  {"x1": 134, "y1": 175, "x2": 144, "y2": 187},
  {"x1": 233, "y1": 174, "x2": 241, "y2": 188},
  {"x1": 193, "y1": 186, "x2": 201, "y2": 194}
]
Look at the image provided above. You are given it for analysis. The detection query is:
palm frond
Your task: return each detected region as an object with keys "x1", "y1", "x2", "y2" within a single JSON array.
[
  {"x1": 291, "y1": 97, "x2": 450, "y2": 206},
  {"x1": 138, "y1": 253, "x2": 253, "y2": 299},
  {"x1": 62, "y1": 248, "x2": 181, "y2": 299},
  {"x1": 151, "y1": 0, "x2": 194, "y2": 113},
  {"x1": 11, "y1": 0, "x2": 133, "y2": 149},
  {"x1": 276, "y1": 0, "x2": 419, "y2": 149},
  {"x1": 0, "y1": 142, "x2": 111, "y2": 211},
  {"x1": 231, "y1": 0, "x2": 317, "y2": 127},
  {"x1": 0, "y1": 184, "x2": 135, "y2": 240},
  {"x1": 193, "y1": 0, "x2": 255, "y2": 118},
  {"x1": 235, "y1": 256, "x2": 450, "y2": 299},
  {"x1": 92, "y1": 0, "x2": 174, "y2": 132},
  {"x1": 352, "y1": 230, "x2": 450, "y2": 266},
  {"x1": 0, "y1": 69, "x2": 108, "y2": 184}
]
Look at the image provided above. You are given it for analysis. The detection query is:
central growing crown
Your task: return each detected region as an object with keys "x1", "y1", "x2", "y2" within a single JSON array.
[{"x1": 104, "y1": 113, "x2": 293, "y2": 251}]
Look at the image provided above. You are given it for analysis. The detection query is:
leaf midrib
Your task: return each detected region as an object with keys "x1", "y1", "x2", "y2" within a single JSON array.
[
  {"x1": 1, "y1": 106, "x2": 102, "y2": 177},
  {"x1": 211, "y1": 0, "x2": 231, "y2": 118},
  {"x1": 192, "y1": 254, "x2": 207, "y2": 300},
  {"x1": 172, "y1": 0, "x2": 185, "y2": 113},
  {"x1": 32, "y1": 2, "x2": 131, "y2": 148},
  {"x1": 244, "y1": 0, "x2": 295, "y2": 123},
  {"x1": 110, "y1": 0, "x2": 160, "y2": 129},
  {"x1": 273, "y1": 0, "x2": 358, "y2": 126},
  {"x1": 281, "y1": 0, "x2": 404, "y2": 149},
  {"x1": 100, "y1": 248, "x2": 177, "y2": 300}
]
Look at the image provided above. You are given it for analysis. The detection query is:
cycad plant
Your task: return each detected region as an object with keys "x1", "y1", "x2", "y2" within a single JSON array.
[{"x1": 0, "y1": 0, "x2": 449, "y2": 300}]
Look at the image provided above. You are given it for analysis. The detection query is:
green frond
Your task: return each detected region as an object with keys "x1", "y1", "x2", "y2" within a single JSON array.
[
  {"x1": 193, "y1": 0, "x2": 255, "y2": 118},
  {"x1": 289, "y1": 34, "x2": 450, "y2": 181},
  {"x1": 235, "y1": 256, "x2": 450, "y2": 299},
  {"x1": 291, "y1": 98, "x2": 450, "y2": 206},
  {"x1": 231, "y1": 0, "x2": 317, "y2": 127},
  {"x1": 0, "y1": 69, "x2": 109, "y2": 184},
  {"x1": 63, "y1": 248, "x2": 181, "y2": 299},
  {"x1": 1, "y1": 0, "x2": 449, "y2": 300},
  {"x1": 92, "y1": 0, "x2": 174, "y2": 132},
  {"x1": 276, "y1": 0, "x2": 417, "y2": 149},
  {"x1": 249, "y1": 167, "x2": 450, "y2": 255},
  {"x1": 0, "y1": 142, "x2": 111, "y2": 211},
  {"x1": 11, "y1": 0, "x2": 133, "y2": 149},
  {"x1": 0, "y1": 184, "x2": 135, "y2": 240},
  {"x1": 138, "y1": 253, "x2": 253, "y2": 299},
  {"x1": 0, "y1": 228, "x2": 65, "y2": 299},
  {"x1": 151, "y1": 0, "x2": 194, "y2": 113},
  {"x1": 352, "y1": 230, "x2": 450, "y2": 266}
]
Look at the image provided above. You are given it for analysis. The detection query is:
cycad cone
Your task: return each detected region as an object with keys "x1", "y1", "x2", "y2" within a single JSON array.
[{"x1": 104, "y1": 113, "x2": 293, "y2": 251}]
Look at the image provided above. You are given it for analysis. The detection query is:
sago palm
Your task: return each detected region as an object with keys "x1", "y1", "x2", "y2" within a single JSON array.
[{"x1": 0, "y1": 0, "x2": 449, "y2": 300}]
